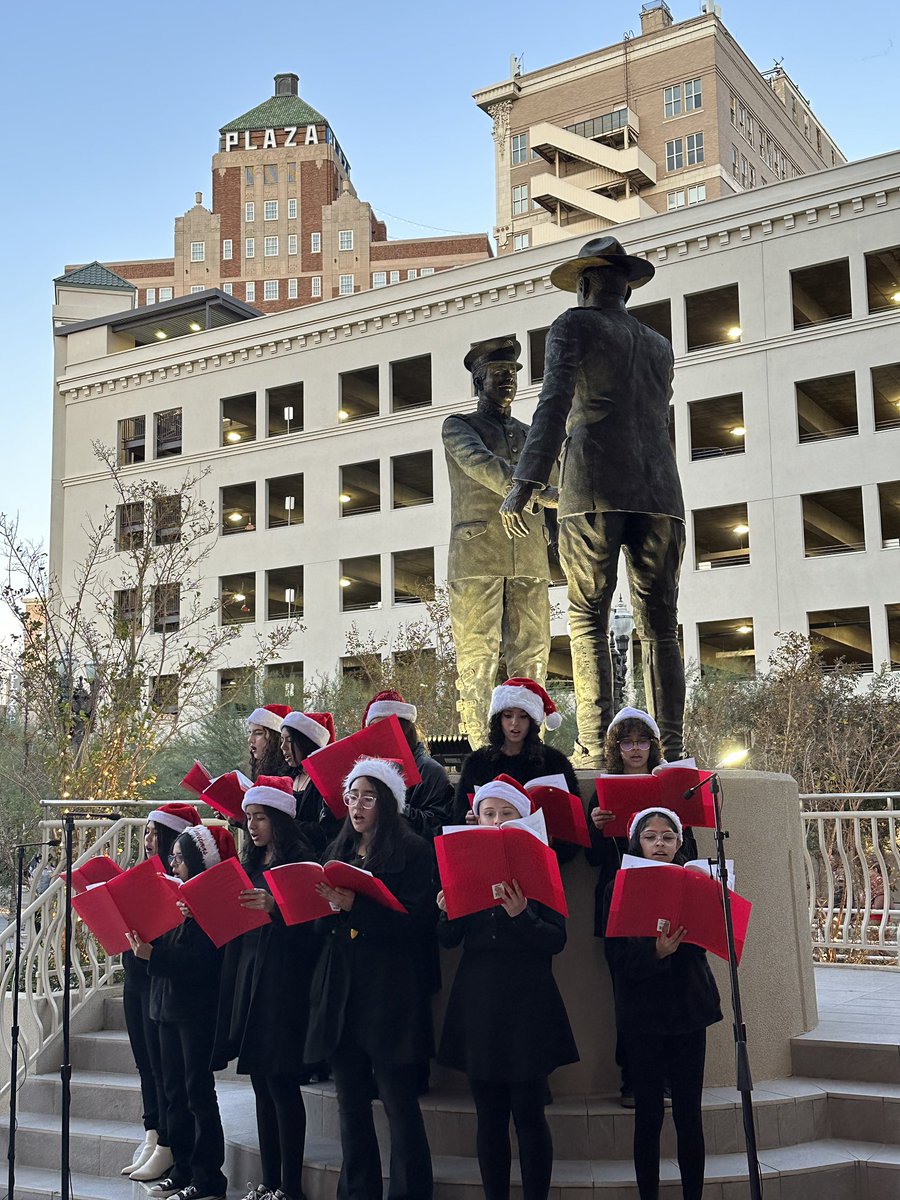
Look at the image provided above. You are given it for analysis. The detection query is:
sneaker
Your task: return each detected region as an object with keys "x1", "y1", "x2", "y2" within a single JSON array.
[
  {"x1": 173, "y1": 1187, "x2": 226, "y2": 1200},
  {"x1": 149, "y1": 1178, "x2": 188, "y2": 1197},
  {"x1": 240, "y1": 1185, "x2": 272, "y2": 1200},
  {"x1": 619, "y1": 1090, "x2": 635, "y2": 1109}
]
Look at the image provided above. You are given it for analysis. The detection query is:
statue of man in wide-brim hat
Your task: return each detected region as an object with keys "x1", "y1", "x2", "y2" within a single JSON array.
[{"x1": 499, "y1": 235, "x2": 687, "y2": 765}]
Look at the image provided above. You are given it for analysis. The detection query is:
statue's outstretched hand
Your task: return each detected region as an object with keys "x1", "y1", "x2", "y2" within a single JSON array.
[
  {"x1": 500, "y1": 481, "x2": 535, "y2": 539},
  {"x1": 535, "y1": 484, "x2": 559, "y2": 510}
]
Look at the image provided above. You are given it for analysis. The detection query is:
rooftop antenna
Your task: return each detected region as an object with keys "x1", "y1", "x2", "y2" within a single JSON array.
[
  {"x1": 701, "y1": 0, "x2": 722, "y2": 15},
  {"x1": 510, "y1": 52, "x2": 524, "y2": 77}
]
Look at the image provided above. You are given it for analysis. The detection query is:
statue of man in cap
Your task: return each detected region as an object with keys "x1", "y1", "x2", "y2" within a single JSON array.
[
  {"x1": 442, "y1": 336, "x2": 557, "y2": 748},
  {"x1": 500, "y1": 236, "x2": 686, "y2": 765}
]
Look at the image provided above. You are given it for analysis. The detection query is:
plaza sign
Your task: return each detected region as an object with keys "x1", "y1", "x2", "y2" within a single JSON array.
[{"x1": 223, "y1": 126, "x2": 321, "y2": 151}]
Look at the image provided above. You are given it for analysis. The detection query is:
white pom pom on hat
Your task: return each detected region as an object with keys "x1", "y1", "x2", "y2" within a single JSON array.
[
  {"x1": 628, "y1": 806, "x2": 683, "y2": 842},
  {"x1": 608, "y1": 706, "x2": 660, "y2": 740},
  {"x1": 343, "y1": 756, "x2": 408, "y2": 812},
  {"x1": 488, "y1": 677, "x2": 562, "y2": 730}
]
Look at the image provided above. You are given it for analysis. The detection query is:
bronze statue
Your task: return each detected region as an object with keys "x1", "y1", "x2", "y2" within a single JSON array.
[
  {"x1": 500, "y1": 237, "x2": 685, "y2": 764},
  {"x1": 442, "y1": 336, "x2": 557, "y2": 748}
]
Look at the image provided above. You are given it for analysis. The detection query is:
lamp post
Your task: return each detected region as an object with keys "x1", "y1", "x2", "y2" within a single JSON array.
[{"x1": 609, "y1": 595, "x2": 635, "y2": 711}]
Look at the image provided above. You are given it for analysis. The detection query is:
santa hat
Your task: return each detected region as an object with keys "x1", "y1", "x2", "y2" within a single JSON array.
[
  {"x1": 628, "y1": 807, "x2": 683, "y2": 842},
  {"x1": 242, "y1": 784, "x2": 297, "y2": 819},
  {"x1": 246, "y1": 704, "x2": 293, "y2": 733},
  {"x1": 362, "y1": 690, "x2": 418, "y2": 728},
  {"x1": 343, "y1": 756, "x2": 408, "y2": 812},
  {"x1": 472, "y1": 774, "x2": 533, "y2": 819},
  {"x1": 148, "y1": 802, "x2": 202, "y2": 834},
  {"x1": 282, "y1": 710, "x2": 336, "y2": 749},
  {"x1": 609, "y1": 706, "x2": 660, "y2": 740},
  {"x1": 489, "y1": 678, "x2": 562, "y2": 731},
  {"x1": 182, "y1": 824, "x2": 237, "y2": 870},
  {"x1": 254, "y1": 775, "x2": 294, "y2": 794}
]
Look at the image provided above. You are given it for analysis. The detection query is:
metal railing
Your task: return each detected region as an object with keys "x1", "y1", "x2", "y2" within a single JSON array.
[{"x1": 801, "y1": 794, "x2": 900, "y2": 966}]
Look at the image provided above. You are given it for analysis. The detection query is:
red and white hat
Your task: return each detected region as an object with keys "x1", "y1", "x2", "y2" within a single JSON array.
[
  {"x1": 489, "y1": 678, "x2": 562, "y2": 731},
  {"x1": 282, "y1": 710, "x2": 336, "y2": 749},
  {"x1": 148, "y1": 802, "x2": 202, "y2": 834},
  {"x1": 472, "y1": 774, "x2": 533, "y2": 819},
  {"x1": 343, "y1": 756, "x2": 408, "y2": 812},
  {"x1": 628, "y1": 807, "x2": 683, "y2": 842},
  {"x1": 182, "y1": 824, "x2": 237, "y2": 870},
  {"x1": 362, "y1": 690, "x2": 417, "y2": 728},
  {"x1": 246, "y1": 704, "x2": 293, "y2": 733},
  {"x1": 242, "y1": 784, "x2": 297, "y2": 819},
  {"x1": 254, "y1": 775, "x2": 294, "y2": 794},
  {"x1": 609, "y1": 706, "x2": 661, "y2": 740}
]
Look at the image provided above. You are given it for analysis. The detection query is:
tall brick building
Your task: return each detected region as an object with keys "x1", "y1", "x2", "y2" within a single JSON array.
[{"x1": 67, "y1": 73, "x2": 491, "y2": 315}]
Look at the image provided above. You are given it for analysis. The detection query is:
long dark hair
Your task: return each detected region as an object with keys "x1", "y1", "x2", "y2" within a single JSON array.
[
  {"x1": 625, "y1": 810, "x2": 688, "y2": 866},
  {"x1": 284, "y1": 726, "x2": 320, "y2": 772},
  {"x1": 241, "y1": 804, "x2": 314, "y2": 872},
  {"x1": 249, "y1": 728, "x2": 290, "y2": 781},
  {"x1": 603, "y1": 717, "x2": 663, "y2": 775},
  {"x1": 175, "y1": 830, "x2": 207, "y2": 879},
  {"x1": 150, "y1": 821, "x2": 179, "y2": 867},
  {"x1": 485, "y1": 710, "x2": 545, "y2": 764},
  {"x1": 326, "y1": 775, "x2": 404, "y2": 875}
]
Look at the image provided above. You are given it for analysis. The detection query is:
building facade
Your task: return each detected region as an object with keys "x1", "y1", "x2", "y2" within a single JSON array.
[
  {"x1": 65, "y1": 73, "x2": 491, "y2": 317},
  {"x1": 475, "y1": 0, "x2": 845, "y2": 254},
  {"x1": 51, "y1": 151, "x2": 900, "y2": 711}
]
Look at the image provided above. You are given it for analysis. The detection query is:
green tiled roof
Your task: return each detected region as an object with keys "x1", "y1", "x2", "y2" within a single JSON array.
[
  {"x1": 54, "y1": 261, "x2": 135, "y2": 290},
  {"x1": 220, "y1": 94, "x2": 326, "y2": 133}
]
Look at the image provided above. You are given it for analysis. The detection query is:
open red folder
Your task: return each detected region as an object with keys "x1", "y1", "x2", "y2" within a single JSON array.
[
  {"x1": 435, "y1": 815, "x2": 568, "y2": 920},
  {"x1": 179, "y1": 856, "x2": 270, "y2": 947},
  {"x1": 605, "y1": 857, "x2": 752, "y2": 963},
  {"x1": 595, "y1": 765, "x2": 716, "y2": 838},
  {"x1": 72, "y1": 856, "x2": 183, "y2": 955},
  {"x1": 201, "y1": 770, "x2": 253, "y2": 821},
  {"x1": 303, "y1": 716, "x2": 422, "y2": 818},
  {"x1": 180, "y1": 761, "x2": 212, "y2": 796},
  {"x1": 524, "y1": 775, "x2": 591, "y2": 848},
  {"x1": 264, "y1": 861, "x2": 407, "y2": 925},
  {"x1": 71, "y1": 856, "x2": 123, "y2": 894}
]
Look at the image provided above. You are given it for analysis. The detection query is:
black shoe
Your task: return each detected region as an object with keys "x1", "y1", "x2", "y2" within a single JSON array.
[
  {"x1": 174, "y1": 1186, "x2": 226, "y2": 1200},
  {"x1": 149, "y1": 1179, "x2": 188, "y2": 1197},
  {"x1": 619, "y1": 1089, "x2": 635, "y2": 1109}
]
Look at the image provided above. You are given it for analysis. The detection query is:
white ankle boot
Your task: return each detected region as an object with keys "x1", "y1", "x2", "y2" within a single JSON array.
[
  {"x1": 129, "y1": 1143, "x2": 174, "y2": 1181},
  {"x1": 122, "y1": 1130, "x2": 158, "y2": 1175}
]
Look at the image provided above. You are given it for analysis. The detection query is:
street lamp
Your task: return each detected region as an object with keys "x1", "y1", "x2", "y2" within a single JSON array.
[{"x1": 609, "y1": 595, "x2": 635, "y2": 711}]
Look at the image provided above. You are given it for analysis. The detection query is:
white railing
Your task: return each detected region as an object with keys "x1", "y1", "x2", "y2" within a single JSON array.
[
  {"x1": 0, "y1": 816, "x2": 147, "y2": 1112},
  {"x1": 801, "y1": 794, "x2": 900, "y2": 966}
]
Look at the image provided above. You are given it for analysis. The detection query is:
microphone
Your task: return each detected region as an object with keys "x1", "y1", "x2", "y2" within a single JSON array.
[
  {"x1": 61, "y1": 811, "x2": 123, "y2": 820},
  {"x1": 684, "y1": 772, "x2": 717, "y2": 800},
  {"x1": 15, "y1": 838, "x2": 61, "y2": 849}
]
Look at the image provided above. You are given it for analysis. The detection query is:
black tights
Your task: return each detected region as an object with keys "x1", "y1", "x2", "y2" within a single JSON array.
[
  {"x1": 469, "y1": 1077, "x2": 553, "y2": 1200},
  {"x1": 250, "y1": 1074, "x2": 307, "y2": 1200},
  {"x1": 623, "y1": 1027, "x2": 707, "y2": 1200}
]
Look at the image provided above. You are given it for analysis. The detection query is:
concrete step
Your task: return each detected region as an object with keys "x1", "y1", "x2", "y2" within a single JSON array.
[
  {"x1": 10, "y1": 1164, "x2": 134, "y2": 1200},
  {"x1": 71, "y1": 1030, "x2": 141, "y2": 1074},
  {"x1": 102, "y1": 994, "x2": 129, "y2": 1033},
  {"x1": 0, "y1": 1111, "x2": 144, "y2": 1178},
  {"x1": 791, "y1": 1029, "x2": 900, "y2": 1085},
  {"x1": 794, "y1": 1077, "x2": 900, "y2": 1145},
  {"x1": 19, "y1": 1070, "x2": 248, "y2": 1125}
]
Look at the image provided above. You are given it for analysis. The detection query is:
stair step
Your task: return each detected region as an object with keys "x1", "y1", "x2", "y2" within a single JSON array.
[
  {"x1": 791, "y1": 1028, "x2": 900, "y2": 1084},
  {"x1": 10, "y1": 1165, "x2": 135, "y2": 1200},
  {"x1": 102, "y1": 994, "x2": 128, "y2": 1033},
  {"x1": 0, "y1": 1112, "x2": 144, "y2": 1177},
  {"x1": 71, "y1": 1030, "x2": 140, "y2": 1074}
]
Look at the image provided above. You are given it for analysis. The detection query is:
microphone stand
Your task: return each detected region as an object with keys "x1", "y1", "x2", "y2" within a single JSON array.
[
  {"x1": 685, "y1": 772, "x2": 763, "y2": 1200},
  {"x1": 60, "y1": 813, "x2": 76, "y2": 1200}
]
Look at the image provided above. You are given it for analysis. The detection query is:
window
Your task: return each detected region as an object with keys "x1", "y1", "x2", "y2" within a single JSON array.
[
  {"x1": 689, "y1": 394, "x2": 745, "y2": 460},
  {"x1": 245, "y1": 202, "x2": 255, "y2": 223},
  {"x1": 244, "y1": 166, "x2": 254, "y2": 186},
  {"x1": 267, "y1": 382, "x2": 303, "y2": 436},
  {"x1": 872, "y1": 362, "x2": 900, "y2": 431},
  {"x1": 154, "y1": 496, "x2": 181, "y2": 545},
  {"x1": 155, "y1": 408, "x2": 182, "y2": 457},
  {"x1": 264, "y1": 200, "x2": 278, "y2": 221},
  {"x1": 731, "y1": 145, "x2": 739, "y2": 177},
  {"x1": 392, "y1": 450, "x2": 433, "y2": 507},
  {"x1": 687, "y1": 184, "x2": 706, "y2": 205},
  {"x1": 264, "y1": 280, "x2": 279, "y2": 301},
  {"x1": 219, "y1": 666, "x2": 254, "y2": 714},
  {"x1": 407, "y1": 269, "x2": 417, "y2": 280},
  {"x1": 421, "y1": 267, "x2": 434, "y2": 276},
  {"x1": 114, "y1": 587, "x2": 142, "y2": 634},
  {"x1": 512, "y1": 185, "x2": 529, "y2": 215},
  {"x1": 340, "y1": 556, "x2": 381, "y2": 612},
  {"x1": 664, "y1": 84, "x2": 682, "y2": 119},
  {"x1": 190, "y1": 285, "x2": 204, "y2": 294},
  {"x1": 267, "y1": 661, "x2": 303, "y2": 704},
  {"x1": 880, "y1": 481, "x2": 900, "y2": 547},
  {"x1": 221, "y1": 482, "x2": 256, "y2": 535},
  {"x1": 685, "y1": 284, "x2": 741, "y2": 351},
  {"x1": 565, "y1": 107, "x2": 629, "y2": 140},
  {"x1": 153, "y1": 585, "x2": 180, "y2": 634},
  {"x1": 159, "y1": 287, "x2": 173, "y2": 301},
  {"x1": 264, "y1": 236, "x2": 278, "y2": 257},
  {"x1": 146, "y1": 287, "x2": 156, "y2": 304},
  {"x1": 223, "y1": 283, "x2": 233, "y2": 295},
  {"x1": 529, "y1": 328, "x2": 549, "y2": 383},
  {"x1": 693, "y1": 503, "x2": 751, "y2": 569},
  {"x1": 665, "y1": 139, "x2": 684, "y2": 171},
  {"x1": 311, "y1": 276, "x2": 321, "y2": 297},
  {"x1": 245, "y1": 282, "x2": 256, "y2": 302},
  {"x1": 287, "y1": 278, "x2": 298, "y2": 300},
  {"x1": 808, "y1": 606, "x2": 873, "y2": 670},
  {"x1": 391, "y1": 355, "x2": 432, "y2": 412},
  {"x1": 267, "y1": 472, "x2": 304, "y2": 527},
  {"x1": 796, "y1": 373, "x2": 858, "y2": 443},
  {"x1": 730, "y1": 95, "x2": 737, "y2": 126},
  {"x1": 667, "y1": 190, "x2": 686, "y2": 211},
  {"x1": 287, "y1": 234, "x2": 297, "y2": 255},
  {"x1": 686, "y1": 132, "x2": 704, "y2": 165},
  {"x1": 791, "y1": 260, "x2": 852, "y2": 329},
  {"x1": 221, "y1": 392, "x2": 256, "y2": 446},
  {"x1": 888, "y1": 605, "x2": 900, "y2": 668},
  {"x1": 220, "y1": 574, "x2": 255, "y2": 625},
  {"x1": 684, "y1": 78, "x2": 702, "y2": 111},
  {"x1": 339, "y1": 229, "x2": 354, "y2": 251},
  {"x1": 118, "y1": 416, "x2": 145, "y2": 465},
  {"x1": 339, "y1": 274, "x2": 354, "y2": 295},
  {"x1": 287, "y1": 198, "x2": 297, "y2": 219},
  {"x1": 267, "y1": 566, "x2": 303, "y2": 621},
  {"x1": 222, "y1": 239, "x2": 232, "y2": 261},
  {"x1": 631, "y1": 299, "x2": 673, "y2": 342},
  {"x1": 264, "y1": 164, "x2": 278, "y2": 185},
  {"x1": 511, "y1": 132, "x2": 528, "y2": 164},
  {"x1": 340, "y1": 460, "x2": 381, "y2": 517},
  {"x1": 393, "y1": 548, "x2": 435, "y2": 605},
  {"x1": 390, "y1": 271, "x2": 400, "y2": 284},
  {"x1": 339, "y1": 365, "x2": 379, "y2": 421},
  {"x1": 150, "y1": 675, "x2": 179, "y2": 715},
  {"x1": 245, "y1": 237, "x2": 255, "y2": 258},
  {"x1": 865, "y1": 245, "x2": 900, "y2": 314},
  {"x1": 341, "y1": 653, "x2": 381, "y2": 680},
  {"x1": 310, "y1": 232, "x2": 321, "y2": 253},
  {"x1": 190, "y1": 241, "x2": 205, "y2": 263},
  {"x1": 803, "y1": 487, "x2": 865, "y2": 557},
  {"x1": 513, "y1": 232, "x2": 530, "y2": 252},
  {"x1": 373, "y1": 271, "x2": 387, "y2": 287},
  {"x1": 116, "y1": 502, "x2": 144, "y2": 550},
  {"x1": 698, "y1": 619, "x2": 755, "y2": 679}
]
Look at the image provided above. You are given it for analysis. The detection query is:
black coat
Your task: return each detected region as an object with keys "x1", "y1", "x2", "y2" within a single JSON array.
[
  {"x1": 293, "y1": 775, "x2": 331, "y2": 855},
  {"x1": 404, "y1": 742, "x2": 453, "y2": 840},
  {"x1": 304, "y1": 827, "x2": 436, "y2": 1065},
  {"x1": 122, "y1": 948, "x2": 149, "y2": 993},
  {"x1": 148, "y1": 917, "x2": 222, "y2": 1025},
  {"x1": 601, "y1": 878, "x2": 722, "y2": 1036},
  {"x1": 437, "y1": 902, "x2": 578, "y2": 1082},
  {"x1": 212, "y1": 857, "x2": 320, "y2": 1075}
]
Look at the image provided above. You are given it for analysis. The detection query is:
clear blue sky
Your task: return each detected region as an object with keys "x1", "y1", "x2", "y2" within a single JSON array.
[{"x1": 1, "y1": 0, "x2": 896, "y2": 550}]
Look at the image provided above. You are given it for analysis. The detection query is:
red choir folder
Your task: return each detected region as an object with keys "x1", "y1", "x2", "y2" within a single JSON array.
[
  {"x1": 264, "y1": 860, "x2": 407, "y2": 925},
  {"x1": 524, "y1": 775, "x2": 591, "y2": 848},
  {"x1": 435, "y1": 816, "x2": 568, "y2": 921},
  {"x1": 595, "y1": 765, "x2": 717, "y2": 838},
  {"x1": 605, "y1": 857, "x2": 752, "y2": 963},
  {"x1": 303, "y1": 716, "x2": 422, "y2": 818},
  {"x1": 180, "y1": 760, "x2": 212, "y2": 796},
  {"x1": 71, "y1": 856, "x2": 123, "y2": 894},
  {"x1": 179, "y1": 856, "x2": 271, "y2": 947},
  {"x1": 201, "y1": 770, "x2": 253, "y2": 821},
  {"x1": 72, "y1": 856, "x2": 183, "y2": 955}
]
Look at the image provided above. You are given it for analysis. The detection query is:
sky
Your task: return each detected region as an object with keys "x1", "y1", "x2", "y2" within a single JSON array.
[{"x1": 0, "y1": 0, "x2": 897, "y2": 552}]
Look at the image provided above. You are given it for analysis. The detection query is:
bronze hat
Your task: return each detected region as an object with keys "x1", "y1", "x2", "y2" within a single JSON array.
[
  {"x1": 463, "y1": 335, "x2": 523, "y2": 375},
  {"x1": 549, "y1": 235, "x2": 655, "y2": 293}
]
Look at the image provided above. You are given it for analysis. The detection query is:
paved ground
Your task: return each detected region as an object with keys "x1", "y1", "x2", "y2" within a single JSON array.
[{"x1": 808, "y1": 963, "x2": 900, "y2": 1043}]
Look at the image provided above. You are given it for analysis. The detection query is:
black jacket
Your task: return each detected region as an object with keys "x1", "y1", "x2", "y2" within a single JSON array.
[
  {"x1": 437, "y1": 902, "x2": 578, "y2": 1082},
  {"x1": 304, "y1": 826, "x2": 436, "y2": 1065},
  {"x1": 404, "y1": 742, "x2": 453, "y2": 839},
  {"x1": 294, "y1": 775, "x2": 331, "y2": 855},
  {"x1": 148, "y1": 917, "x2": 222, "y2": 1025},
  {"x1": 123, "y1": 948, "x2": 149, "y2": 993}
]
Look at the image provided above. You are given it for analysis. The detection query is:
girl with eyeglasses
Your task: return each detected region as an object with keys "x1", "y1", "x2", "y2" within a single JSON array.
[
  {"x1": 305, "y1": 758, "x2": 435, "y2": 1200},
  {"x1": 212, "y1": 786, "x2": 319, "y2": 1200},
  {"x1": 603, "y1": 808, "x2": 722, "y2": 1200}
]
